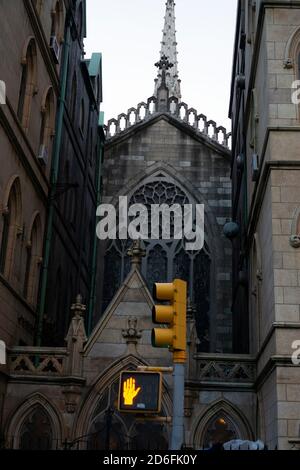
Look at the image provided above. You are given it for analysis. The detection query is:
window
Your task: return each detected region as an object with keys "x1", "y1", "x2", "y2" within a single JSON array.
[
  {"x1": 39, "y1": 87, "x2": 55, "y2": 163},
  {"x1": 19, "y1": 407, "x2": 53, "y2": 450},
  {"x1": 87, "y1": 380, "x2": 168, "y2": 450},
  {"x1": 0, "y1": 178, "x2": 22, "y2": 278},
  {"x1": 0, "y1": 198, "x2": 11, "y2": 273},
  {"x1": 51, "y1": 0, "x2": 64, "y2": 41},
  {"x1": 17, "y1": 39, "x2": 37, "y2": 131},
  {"x1": 202, "y1": 415, "x2": 238, "y2": 449},
  {"x1": 34, "y1": 0, "x2": 43, "y2": 15},
  {"x1": 101, "y1": 177, "x2": 211, "y2": 351},
  {"x1": 23, "y1": 214, "x2": 42, "y2": 306}
]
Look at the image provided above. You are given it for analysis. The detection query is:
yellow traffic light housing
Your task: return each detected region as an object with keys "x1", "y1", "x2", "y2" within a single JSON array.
[{"x1": 152, "y1": 279, "x2": 187, "y2": 356}]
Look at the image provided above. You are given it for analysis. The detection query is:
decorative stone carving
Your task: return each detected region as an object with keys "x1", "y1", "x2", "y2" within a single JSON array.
[
  {"x1": 127, "y1": 239, "x2": 146, "y2": 269},
  {"x1": 283, "y1": 58, "x2": 293, "y2": 69},
  {"x1": 290, "y1": 208, "x2": 300, "y2": 248},
  {"x1": 65, "y1": 294, "x2": 87, "y2": 377},
  {"x1": 122, "y1": 316, "x2": 142, "y2": 345},
  {"x1": 290, "y1": 235, "x2": 300, "y2": 248}
]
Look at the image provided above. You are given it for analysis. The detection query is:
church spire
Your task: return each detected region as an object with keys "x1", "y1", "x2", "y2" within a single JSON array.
[{"x1": 154, "y1": 0, "x2": 181, "y2": 101}]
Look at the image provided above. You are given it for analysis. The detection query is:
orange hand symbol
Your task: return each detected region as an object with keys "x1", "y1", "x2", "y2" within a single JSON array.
[{"x1": 123, "y1": 377, "x2": 141, "y2": 406}]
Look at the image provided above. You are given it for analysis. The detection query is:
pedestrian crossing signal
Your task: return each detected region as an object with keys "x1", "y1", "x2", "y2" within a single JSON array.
[{"x1": 118, "y1": 371, "x2": 162, "y2": 414}]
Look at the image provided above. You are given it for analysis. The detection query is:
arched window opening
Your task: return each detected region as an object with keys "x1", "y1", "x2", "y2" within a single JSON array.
[
  {"x1": 0, "y1": 179, "x2": 22, "y2": 279},
  {"x1": 38, "y1": 88, "x2": 55, "y2": 166},
  {"x1": 202, "y1": 415, "x2": 238, "y2": 450},
  {"x1": 50, "y1": 1, "x2": 64, "y2": 63},
  {"x1": 19, "y1": 407, "x2": 53, "y2": 450},
  {"x1": 86, "y1": 379, "x2": 168, "y2": 450},
  {"x1": 23, "y1": 215, "x2": 42, "y2": 306},
  {"x1": 34, "y1": 0, "x2": 43, "y2": 15},
  {"x1": 17, "y1": 39, "x2": 37, "y2": 130},
  {"x1": 101, "y1": 176, "x2": 211, "y2": 351},
  {"x1": 0, "y1": 197, "x2": 11, "y2": 274},
  {"x1": 51, "y1": 1, "x2": 63, "y2": 39}
]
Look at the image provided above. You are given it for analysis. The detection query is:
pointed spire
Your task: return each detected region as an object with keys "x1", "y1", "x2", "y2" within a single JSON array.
[{"x1": 154, "y1": 0, "x2": 181, "y2": 101}]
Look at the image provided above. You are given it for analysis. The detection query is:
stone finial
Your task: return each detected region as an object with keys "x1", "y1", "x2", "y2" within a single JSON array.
[
  {"x1": 71, "y1": 294, "x2": 86, "y2": 317},
  {"x1": 127, "y1": 239, "x2": 146, "y2": 270}
]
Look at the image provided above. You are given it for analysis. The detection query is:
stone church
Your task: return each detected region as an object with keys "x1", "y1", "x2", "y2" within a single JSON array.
[{"x1": 1, "y1": 0, "x2": 300, "y2": 451}]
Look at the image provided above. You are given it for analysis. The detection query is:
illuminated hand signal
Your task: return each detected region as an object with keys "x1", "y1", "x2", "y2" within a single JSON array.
[{"x1": 123, "y1": 377, "x2": 141, "y2": 405}]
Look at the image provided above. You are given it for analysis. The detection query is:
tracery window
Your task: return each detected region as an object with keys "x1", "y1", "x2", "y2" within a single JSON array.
[{"x1": 101, "y1": 177, "x2": 211, "y2": 350}]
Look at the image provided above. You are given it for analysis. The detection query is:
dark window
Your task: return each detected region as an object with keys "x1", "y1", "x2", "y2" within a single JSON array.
[
  {"x1": 19, "y1": 407, "x2": 53, "y2": 450},
  {"x1": 0, "y1": 198, "x2": 11, "y2": 273},
  {"x1": 17, "y1": 64, "x2": 28, "y2": 120}
]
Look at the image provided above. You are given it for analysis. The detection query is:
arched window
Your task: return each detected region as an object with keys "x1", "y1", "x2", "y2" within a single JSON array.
[
  {"x1": 23, "y1": 214, "x2": 42, "y2": 306},
  {"x1": 17, "y1": 38, "x2": 37, "y2": 131},
  {"x1": 87, "y1": 379, "x2": 168, "y2": 450},
  {"x1": 19, "y1": 406, "x2": 53, "y2": 450},
  {"x1": 202, "y1": 415, "x2": 238, "y2": 449},
  {"x1": 101, "y1": 175, "x2": 211, "y2": 350},
  {"x1": 0, "y1": 178, "x2": 22, "y2": 278},
  {"x1": 70, "y1": 73, "x2": 77, "y2": 121},
  {"x1": 34, "y1": 0, "x2": 43, "y2": 15},
  {"x1": 39, "y1": 87, "x2": 55, "y2": 165},
  {"x1": 51, "y1": 0, "x2": 64, "y2": 41}
]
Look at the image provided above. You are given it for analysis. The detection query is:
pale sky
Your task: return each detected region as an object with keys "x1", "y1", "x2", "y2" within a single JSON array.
[{"x1": 84, "y1": 0, "x2": 237, "y2": 132}]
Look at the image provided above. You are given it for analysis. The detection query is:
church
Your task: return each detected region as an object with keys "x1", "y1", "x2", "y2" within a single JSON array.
[{"x1": 0, "y1": 0, "x2": 300, "y2": 451}]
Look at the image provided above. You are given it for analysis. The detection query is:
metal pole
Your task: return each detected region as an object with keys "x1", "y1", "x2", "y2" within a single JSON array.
[{"x1": 170, "y1": 362, "x2": 185, "y2": 450}]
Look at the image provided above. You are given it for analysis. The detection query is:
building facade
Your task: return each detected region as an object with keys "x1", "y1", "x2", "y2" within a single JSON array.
[
  {"x1": 0, "y1": 0, "x2": 104, "y2": 447},
  {"x1": 229, "y1": 0, "x2": 300, "y2": 449},
  {"x1": 1, "y1": 0, "x2": 300, "y2": 452}
]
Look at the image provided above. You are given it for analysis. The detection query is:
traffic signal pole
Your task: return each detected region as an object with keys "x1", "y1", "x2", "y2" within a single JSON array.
[
  {"x1": 152, "y1": 280, "x2": 187, "y2": 450},
  {"x1": 171, "y1": 352, "x2": 186, "y2": 450}
]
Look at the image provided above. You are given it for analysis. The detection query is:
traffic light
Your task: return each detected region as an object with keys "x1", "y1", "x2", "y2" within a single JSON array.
[
  {"x1": 118, "y1": 371, "x2": 162, "y2": 414},
  {"x1": 152, "y1": 279, "x2": 187, "y2": 352}
]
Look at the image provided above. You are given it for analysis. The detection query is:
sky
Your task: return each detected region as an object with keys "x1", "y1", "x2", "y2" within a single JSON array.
[{"x1": 84, "y1": 0, "x2": 237, "y2": 132}]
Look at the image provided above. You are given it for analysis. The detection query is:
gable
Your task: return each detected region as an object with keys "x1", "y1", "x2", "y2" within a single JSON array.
[
  {"x1": 105, "y1": 113, "x2": 231, "y2": 160},
  {"x1": 84, "y1": 268, "x2": 170, "y2": 362}
]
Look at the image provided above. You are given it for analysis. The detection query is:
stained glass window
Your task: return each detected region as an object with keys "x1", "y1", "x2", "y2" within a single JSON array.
[{"x1": 101, "y1": 178, "x2": 211, "y2": 350}]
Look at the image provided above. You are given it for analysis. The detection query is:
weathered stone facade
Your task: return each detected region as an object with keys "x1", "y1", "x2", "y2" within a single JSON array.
[
  {"x1": 230, "y1": 0, "x2": 300, "y2": 450},
  {"x1": 98, "y1": 109, "x2": 232, "y2": 354}
]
